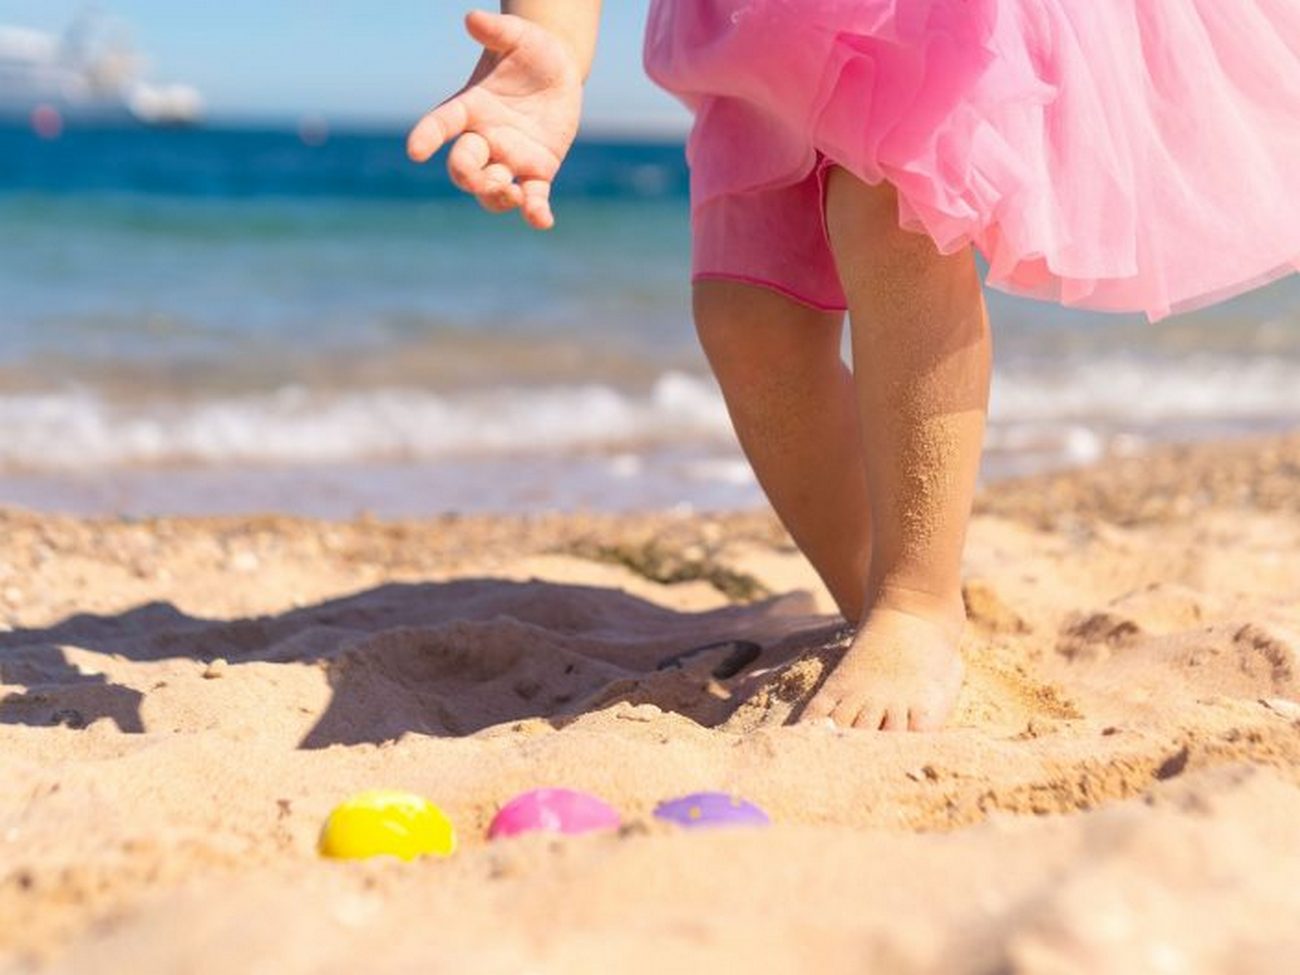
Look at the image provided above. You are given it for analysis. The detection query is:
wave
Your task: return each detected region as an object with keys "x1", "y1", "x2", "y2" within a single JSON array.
[
  {"x1": 992, "y1": 355, "x2": 1300, "y2": 422},
  {"x1": 0, "y1": 373, "x2": 732, "y2": 471},
  {"x1": 1, "y1": 357, "x2": 1297, "y2": 474}
]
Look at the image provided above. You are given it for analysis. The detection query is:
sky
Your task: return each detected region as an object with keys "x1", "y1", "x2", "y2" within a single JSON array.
[{"x1": 0, "y1": 1, "x2": 690, "y2": 133}]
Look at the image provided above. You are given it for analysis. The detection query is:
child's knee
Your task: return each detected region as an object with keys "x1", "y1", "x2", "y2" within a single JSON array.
[{"x1": 693, "y1": 288, "x2": 840, "y2": 393}]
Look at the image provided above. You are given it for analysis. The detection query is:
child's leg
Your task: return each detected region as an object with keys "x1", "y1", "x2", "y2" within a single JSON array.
[
  {"x1": 693, "y1": 280, "x2": 872, "y2": 621},
  {"x1": 800, "y1": 167, "x2": 991, "y2": 731}
]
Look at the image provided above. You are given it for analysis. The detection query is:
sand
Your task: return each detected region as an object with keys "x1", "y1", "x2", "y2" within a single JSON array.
[{"x1": 2, "y1": 433, "x2": 1299, "y2": 974}]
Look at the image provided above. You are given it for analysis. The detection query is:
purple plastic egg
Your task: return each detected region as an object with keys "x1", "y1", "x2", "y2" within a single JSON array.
[
  {"x1": 487, "y1": 788, "x2": 621, "y2": 840},
  {"x1": 653, "y1": 792, "x2": 770, "y2": 829}
]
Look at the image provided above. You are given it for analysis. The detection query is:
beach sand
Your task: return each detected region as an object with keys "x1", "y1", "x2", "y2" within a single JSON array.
[{"x1": 2, "y1": 433, "x2": 1299, "y2": 973}]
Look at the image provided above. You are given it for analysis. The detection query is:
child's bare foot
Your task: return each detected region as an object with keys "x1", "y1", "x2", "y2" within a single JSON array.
[{"x1": 798, "y1": 593, "x2": 965, "y2": 732}]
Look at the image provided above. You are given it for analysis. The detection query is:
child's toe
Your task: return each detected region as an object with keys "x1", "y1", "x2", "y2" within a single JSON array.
[
  {"x1": 828, "y1": 697, "x2": 860, "y2": 729},
  {"x1": 908, "y1": 703, "x2": 945, "y2": 732},
  {"x1": 880, "y1": 706, "x2": 912, "y2": 731},
  {"x1": 798, "y1": 689, "x2": 837, "y2": 724},
  {"x1": 851, "y1": 703, "x2": 885, "y2": 731}
]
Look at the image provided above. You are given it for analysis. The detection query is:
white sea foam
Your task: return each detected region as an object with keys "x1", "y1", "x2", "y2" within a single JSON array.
[
  {"x1": 991, "y1": 355, "x2": 1300, "y2": 422},
  {"x1": 1, "y1": 357, "x2": 1297, "y2": 474},
  {"x1": 0, "y1": 372, "x2": 735, "y2": 471}
]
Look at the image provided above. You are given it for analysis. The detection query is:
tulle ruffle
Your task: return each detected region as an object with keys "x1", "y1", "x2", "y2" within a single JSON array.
[{"x1": 644, "y1": 0, "x2": 1300, "y2": 320}]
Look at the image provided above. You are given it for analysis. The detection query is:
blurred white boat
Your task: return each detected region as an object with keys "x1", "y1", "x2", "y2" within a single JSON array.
[{"x1": 0, "y1": 12, "x2": 203, "y2": 127}]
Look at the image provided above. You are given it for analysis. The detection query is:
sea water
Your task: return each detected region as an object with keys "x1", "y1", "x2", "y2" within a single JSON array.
[{"x1": 1, "y1": 123, "x2": 1297, "y2": 516}]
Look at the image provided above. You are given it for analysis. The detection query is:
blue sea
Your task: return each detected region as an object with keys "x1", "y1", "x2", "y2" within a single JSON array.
[{"x1": 1, "y1": 122, "x2": 1298, "y2": 517}]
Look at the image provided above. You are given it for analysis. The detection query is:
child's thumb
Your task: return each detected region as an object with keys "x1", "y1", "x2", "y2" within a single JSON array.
[{"x1": 464, "y1": 10, "x2": 524, "y2": 54}]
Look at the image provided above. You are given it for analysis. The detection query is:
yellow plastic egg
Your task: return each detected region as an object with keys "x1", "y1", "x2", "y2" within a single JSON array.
[{"x1": 318, "y1": 790, "x2": 457, "y2": 861}]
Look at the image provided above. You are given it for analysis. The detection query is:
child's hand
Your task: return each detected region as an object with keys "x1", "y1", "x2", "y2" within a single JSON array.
[{"x1": 407, "y1": 11, "x2": 584, "y2": 230}]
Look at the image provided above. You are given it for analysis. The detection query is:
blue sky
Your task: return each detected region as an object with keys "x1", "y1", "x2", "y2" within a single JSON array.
[{"x1": 0, "y1": 1, "x2": 689, "y2": 132}]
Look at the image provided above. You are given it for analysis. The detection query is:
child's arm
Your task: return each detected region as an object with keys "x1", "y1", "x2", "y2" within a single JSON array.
[{"x1": 407, "y1": 3, "x2": 604, "y2": 230}]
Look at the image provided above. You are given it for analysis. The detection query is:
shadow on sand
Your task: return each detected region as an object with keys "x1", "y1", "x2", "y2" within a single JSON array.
[{"x1": 0, "y1": 578, "x2": 847, "y2": 747}]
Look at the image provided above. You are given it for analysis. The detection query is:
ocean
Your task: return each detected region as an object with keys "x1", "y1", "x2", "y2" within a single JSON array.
[{"x1": 2, "y1": 122, "x2": 1298, "y2": 517}]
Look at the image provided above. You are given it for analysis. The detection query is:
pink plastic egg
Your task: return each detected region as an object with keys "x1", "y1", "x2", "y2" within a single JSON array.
[{"x1": 487, "y1": 788, "x2": 621, "y2": 840}]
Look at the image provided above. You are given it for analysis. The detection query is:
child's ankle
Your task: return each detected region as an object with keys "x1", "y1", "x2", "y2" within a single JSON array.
[{"x1": 863, "y1": 581, "x2": 966, "y2": 636}]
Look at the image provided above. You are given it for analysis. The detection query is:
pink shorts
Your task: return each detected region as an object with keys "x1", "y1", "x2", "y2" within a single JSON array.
[
  {"x1": 646, "y1": 0, "x2": 1300, "y2": 322},
  {"x1": 690, "y1": 154, "x2": 850, "y2": 313}
]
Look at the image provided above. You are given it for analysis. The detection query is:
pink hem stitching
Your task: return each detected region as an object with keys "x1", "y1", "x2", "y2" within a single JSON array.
[{"x1": 690, "y1": 273, "x2": 849, "y2": 313}]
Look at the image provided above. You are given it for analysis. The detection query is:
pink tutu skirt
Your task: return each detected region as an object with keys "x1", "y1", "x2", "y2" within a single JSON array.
[{"x1": 643, "y1": 0, "x2": 1300, "y2": 321}]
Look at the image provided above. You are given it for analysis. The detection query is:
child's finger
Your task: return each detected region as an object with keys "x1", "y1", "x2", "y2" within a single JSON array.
[
  {"x1": 407, "y1": 97, "x2": 471, "y2": 163},
  {"x1": 447, "y1": 132, "x2": 492, "y2": 193},
  {"x1": 520, "y1": 179, "x2": 554, "y2": 230},
  {"x1": 477, "y1": 163, "x2": 523, "y2": 212},
  {"x1": 464, "y1": 10, "x2": 526, "y2": 55}
]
